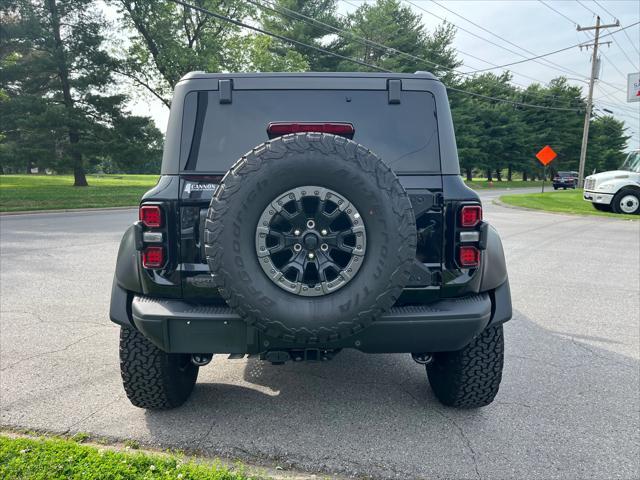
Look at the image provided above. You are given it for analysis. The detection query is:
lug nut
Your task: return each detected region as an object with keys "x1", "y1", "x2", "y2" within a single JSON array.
[
  {"x1": 321, "y1": 229, "x2": 328, "y2": 236},
  {"x1": 294, "y1": 229, "x2": 301, "y2": 236},
  {"x1": 308, "y1": 252, "x2": 315, "y2": 259},
  {"x1": 306, "y1": 219, "x2": 315, "y2": 229},
  {"x1": 320, "y1": 243, "x2": 329, "y2": 252},
  {"x1": 293, "y1": 244, "x2": 302, "y2": 252}
]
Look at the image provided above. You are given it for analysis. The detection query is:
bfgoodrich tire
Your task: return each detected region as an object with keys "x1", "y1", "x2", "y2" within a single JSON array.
[
  {"x1": 427, "y1": 325, "x2": 504, "y2": 408},
  {"x1": 204, "y1": 133, "x2": 417, "y2": 344},
  {"x1": 119, "y1": 326, "x2": 198, "y2": 409}
]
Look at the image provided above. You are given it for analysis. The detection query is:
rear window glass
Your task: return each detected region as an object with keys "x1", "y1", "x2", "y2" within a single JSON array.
[{"x1": 180, "y1": 89, "x2": 440, "y2": 174}]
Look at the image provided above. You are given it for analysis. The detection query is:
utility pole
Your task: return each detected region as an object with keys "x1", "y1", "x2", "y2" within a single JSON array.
[{"x1": 576, "y1": 16, "x2": 619, "y2": 187}]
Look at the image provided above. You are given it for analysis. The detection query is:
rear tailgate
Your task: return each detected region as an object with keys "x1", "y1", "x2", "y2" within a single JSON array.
[{"x1": 176, "y1": 77, "x2": 445, "y2": 300}]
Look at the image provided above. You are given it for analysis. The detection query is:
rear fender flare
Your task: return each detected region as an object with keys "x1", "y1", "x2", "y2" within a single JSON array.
[
  {"x1": 115, "y1": 223, "x2": 143, "y2": 293},
  {"x1": 110, "y1": 224, "x2": 143, "y2": 327},
  {"x1": 479, "y1": 225, "x2": 508, "y2": 292}
]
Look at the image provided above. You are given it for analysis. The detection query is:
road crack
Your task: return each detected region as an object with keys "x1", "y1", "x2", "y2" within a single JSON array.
[
  {"x1": 0, "y1": 332, "x2": 101, "y2": 371},
  {"x1": 434, "y1": 408, "x2": 482, "y2": 480}
]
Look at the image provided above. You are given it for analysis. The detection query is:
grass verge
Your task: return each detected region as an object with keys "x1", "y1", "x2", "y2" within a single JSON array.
[
  {"x1": 464, "y1": 179, "x2": 543, "y2": 190},
  {"x1": 0, "y1": 434, "x2": 256, "y2": 480},
  {"x1": 500, "y1": 190, "x2": 638, "y2": 219},
  {"x1": 0, "y1": 174, "x2": 545, "y2": 213},
  {"x1": 0, "y1": 175, "x2": 159, "y2": 212}
]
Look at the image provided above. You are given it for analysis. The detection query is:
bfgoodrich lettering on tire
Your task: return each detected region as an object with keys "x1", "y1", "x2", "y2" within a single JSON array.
[{"x1": 204, "y1": 133, "x2": 417, "y2": 344}]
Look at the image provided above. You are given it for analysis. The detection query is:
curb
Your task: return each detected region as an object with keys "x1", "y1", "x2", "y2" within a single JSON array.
[
  {"x1": 0, "y1": 206, "x2": 137, "y2": 216},
  {"x1": 492, "y1": 198, "x2": 638, "y2": 221}
]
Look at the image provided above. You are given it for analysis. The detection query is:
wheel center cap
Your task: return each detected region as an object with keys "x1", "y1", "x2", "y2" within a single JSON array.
[{"x1": 303, "y1": 232, "x2": 319, "y2": 250}]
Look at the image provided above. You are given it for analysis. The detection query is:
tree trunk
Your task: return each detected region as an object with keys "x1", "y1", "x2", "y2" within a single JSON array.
[
  {"x1": 522, "y1": 171, "x2": 528, "y2": 182},
  {"x1": 465, "y1": 167, "x2": 472, "y2": 181},
  {"x1": 486, "y1": 168, "x2": 493, "y2": 182},
  {"x1": 507, "y1": 164, "x2": 513, "y2": 181},
  {"x1": 47, "y1": 0, "x2": 88, "y2": 187},
  {"x1": 495, "y1": 168, "x2": 502, "y2": 182}
]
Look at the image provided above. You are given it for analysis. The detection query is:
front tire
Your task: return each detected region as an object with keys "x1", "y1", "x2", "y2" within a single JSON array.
[
  {"x1": 119, "y1": 326, "x2": 199, "y2": 409},
  {"x1": 427, "y1": 325, "x2": 504, "y2": 408},
  {"x1": 611, "y1": 189, "x2": 640, "y2": 215}
]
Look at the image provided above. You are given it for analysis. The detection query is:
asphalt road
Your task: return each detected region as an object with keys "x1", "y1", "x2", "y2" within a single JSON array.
[{"x1": 1, "y1": 190, "x2": 639, "y2": 479}]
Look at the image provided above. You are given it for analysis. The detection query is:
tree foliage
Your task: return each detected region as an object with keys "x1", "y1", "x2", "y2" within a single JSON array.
[
  {"x1": 0, "y1": 0, "x2": 162, "y2": 183},
  {"x1": 0, "y1": 0, "x2": 633, "y2": 180},
  {"x1": 337, "y1": 0, "x2": 460, "y2": 79}
]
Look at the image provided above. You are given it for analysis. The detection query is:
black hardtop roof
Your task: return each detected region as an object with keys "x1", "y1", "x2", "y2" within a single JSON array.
[{"x1": 178, "y1": 70, "x2": 440, "y2": 83}]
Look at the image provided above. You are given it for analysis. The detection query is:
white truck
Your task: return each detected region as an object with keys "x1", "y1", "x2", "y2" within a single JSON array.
[{"x1": 583, "y1": 150, "x2": 640, "y2": 214}]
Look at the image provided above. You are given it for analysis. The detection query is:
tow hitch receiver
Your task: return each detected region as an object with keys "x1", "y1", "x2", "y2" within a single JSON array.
[{"x1": 262, "y1": 349, "x2": 340, "y2": 365}]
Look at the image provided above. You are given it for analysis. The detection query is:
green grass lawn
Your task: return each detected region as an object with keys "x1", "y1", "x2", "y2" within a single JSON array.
[
  {"x1": 0, "y1": 174, "x2": 545, "y2": 213},
  {"x1": 500, "y1": 190, "x2": 638, "y2": 220},
  {"x1": 464, "y1": 179, "x2": 543, "y2": 190},
  {"x1": 0, "y1": 175, "x2": 159, "y2": 212},
  {"x1": 0, "y1": 434, "x2": 256, "y2": 480}
]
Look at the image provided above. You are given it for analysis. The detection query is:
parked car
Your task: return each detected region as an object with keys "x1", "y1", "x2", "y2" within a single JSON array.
[
  {"x1": 584, "y1": 150, "x2": 640, "y2": 214},
  {"x1": 109, "y1": 72, "x2": 512, "y2": 410},
  {"x1": 552, "y1": 171, "x2": 578, "y2": 190}
]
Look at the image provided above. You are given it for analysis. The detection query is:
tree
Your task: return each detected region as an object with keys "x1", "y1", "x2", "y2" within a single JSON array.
[
  {"x1": 334, "y1": 0, "x2": 460, "y2": 77},
  {"x1": 260, "y1": 0, "x2": 341, "y2": 71},
  {"x1": 115, "y1": 0, "x2": 308, "y2": 107},
  {"x1": 586, "y1": 115, "x2": 630, "y2": 174},
  {"x1": 0, "y1": 0, "x2": 162, "y2": 183}
]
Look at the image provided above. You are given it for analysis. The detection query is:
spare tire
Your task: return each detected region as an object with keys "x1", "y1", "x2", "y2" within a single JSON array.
[{"x1": 204, "y1": 133, "x2": 416, "y2": 344}]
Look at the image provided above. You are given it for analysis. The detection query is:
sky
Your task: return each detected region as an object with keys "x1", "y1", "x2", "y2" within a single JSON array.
[{"x1": 123, "y1": 0, "x2": 640, "y2": 153}]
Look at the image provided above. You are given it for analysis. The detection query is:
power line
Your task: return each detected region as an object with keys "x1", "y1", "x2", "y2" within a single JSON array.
[
  {"x1": 252, "y1": 0, "x2": 584, "y2": 108},
  {"x1": 587, "y1": 0, "x2": 640, "y2": 70},
  {"x1": 621, "y1": 27, "x2": 640, "y2": 58},
  {"x1": 249, "y1": 0, "x2": 460, "y2": 75},
  {"x1": 576, "y1": 0, "x2": 598, "y2": 17},
  {"x1": 538, "y1": 1, "x2": 578, "y2": 26},
  {"x1": 166, "y1": 0, "x2": 584, "y2": 112},
  {"x1": 168, "y1": 0, "x2": 388, "y2": 72},
  {"x1": 444, "y1": 85, "x2": 582, "y2": 111},
  {"x1": 399, "y1": 0, "x2": 577, "y2": 91},
  {"x1": 532, "y1": 2, "x2": 636, "y2": 93},
  {"x1": 592, "y1": 0, "x2": 616, "y2": 19},
  {"x1": 427, "y1": 0, "x2": 602, "y2": 82},
  {"x1": 590, "y1": 0, "x2": 640, "y2": 57}
]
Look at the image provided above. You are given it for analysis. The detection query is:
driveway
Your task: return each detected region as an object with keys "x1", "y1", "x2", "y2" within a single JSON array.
[{"x1": 1, "y1": 191, "x2": 638, "y2": 479}]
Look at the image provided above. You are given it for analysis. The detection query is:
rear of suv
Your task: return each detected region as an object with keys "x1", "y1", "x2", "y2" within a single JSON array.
[
  {"x1": 553, "y1": 171, "x2": 578, "y2": 190},
  {"x1": 110, "y1": 72, "x2": 512, "y2": 410}
]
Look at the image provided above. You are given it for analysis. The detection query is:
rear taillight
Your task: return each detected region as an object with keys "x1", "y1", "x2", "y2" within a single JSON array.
[
  {"x1": 142, "y1": 246, "x2": 164, "y2": 268},
  {"x1": 460, "y1": 205, "x2": 482, "y2": 228},
  {"x1": 267, "y1": 122, "x2": 354, "y2": 138},
  {"x1": 459, "y1": 246, "x2": 480, "y2": 267},
  {"x1": 139, "y1": 205, "x2": 162, "y2": 227}
]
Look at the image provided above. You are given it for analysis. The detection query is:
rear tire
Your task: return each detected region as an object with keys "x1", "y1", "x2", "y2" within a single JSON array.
[
  {"x1": 427, "y1": 325, "x2": 504, "y2": 408},
  {"x1": 119, "y1": 326, "x2": 199, "y2": 409}
]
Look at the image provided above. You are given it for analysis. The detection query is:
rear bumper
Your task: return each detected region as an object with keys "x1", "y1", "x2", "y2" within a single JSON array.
[
  {"x1": 584, "y1": 190, "x2": 613, "y2": 205},
  {"x1": 128, "y1": 281, "x2": 511, "y2": 354}
]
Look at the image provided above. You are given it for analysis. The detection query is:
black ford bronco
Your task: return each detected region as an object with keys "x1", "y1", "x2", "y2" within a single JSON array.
[{"x1": 110, "y1": 72, "x2": 512, "y2": 410}]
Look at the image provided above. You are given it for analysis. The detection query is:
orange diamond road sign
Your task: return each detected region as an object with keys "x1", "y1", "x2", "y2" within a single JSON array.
[{"x1": 536, "y1": 145, "x2": 557, "y2": 166}]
